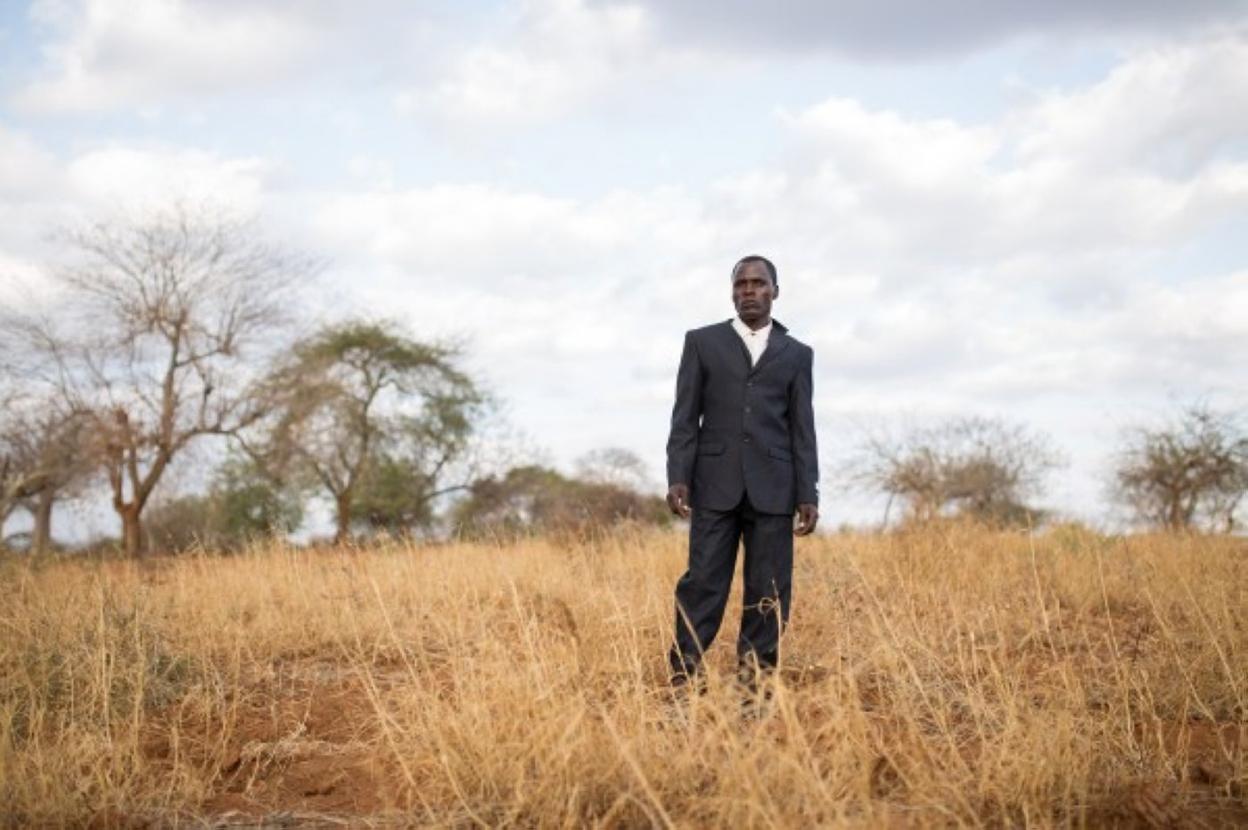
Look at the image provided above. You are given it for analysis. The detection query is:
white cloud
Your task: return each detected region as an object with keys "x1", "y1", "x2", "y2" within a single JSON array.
[
  {"x1": 14, "y1": 0, "x2": 322, "y2": 112},
  {"x1": 394, "y1": 0, "x2": 696, "y2": 127},
  {"x1": 757, "y1": 34, "x2": 1248, "y2": 284},
  {"x1": 316, "y1": 34, "x2": 1248, "y2": 421},
  {"x1": 1014, "y1": 34, "x2": 1248, "y2": 175},
  {"x1": 0, "y1": 134, "x2": 278, "y2": 304},
  {"x1": 13, "y1": 0, "x2": 673, "y2": 123},
  {"x1": 787, "y1": 98, "x2": 1001, "y2": 188},
  {"x1": 312, "y1": 182, "x2": 713, "y2": 281},
  {"x1": 0, "y1": 126, "x2": 61, "y2": 197},
  {"x1": 65, "y1": 145, "x2": 274, "y2": 212}
]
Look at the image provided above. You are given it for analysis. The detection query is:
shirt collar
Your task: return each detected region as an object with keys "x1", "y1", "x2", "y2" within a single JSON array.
[{"x1": 732, "y1": 316, "x2": 772, "y2": 339}]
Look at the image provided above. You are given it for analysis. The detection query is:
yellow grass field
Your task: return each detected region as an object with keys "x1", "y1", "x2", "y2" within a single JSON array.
[{"x1": 2, "y1": 524, "x2": 1245, "y2": 827}]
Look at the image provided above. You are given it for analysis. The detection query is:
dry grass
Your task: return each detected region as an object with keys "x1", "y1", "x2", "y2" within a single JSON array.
[{"x1": 1, "y1": 523, "x2": 1245, "y2": 827}]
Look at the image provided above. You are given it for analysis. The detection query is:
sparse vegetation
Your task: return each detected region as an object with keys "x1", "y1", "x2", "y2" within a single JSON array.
[
  {"x1": 850, "y1": 415, "x2": 1063, "y2": 527},
  {"x1": 453, "y1": 463, "x2": 670, "y2": 539},
  {"x1": 1115, "y1": 404, "x2": 1248, "y2": 532},
  {"x1": 2, "y1": 524, "x2": 1244, "y2": 826}
]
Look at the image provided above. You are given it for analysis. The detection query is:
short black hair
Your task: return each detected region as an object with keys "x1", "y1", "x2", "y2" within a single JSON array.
[{"x1": 731, "y1": 254, "x2": 777, "y2": 286}]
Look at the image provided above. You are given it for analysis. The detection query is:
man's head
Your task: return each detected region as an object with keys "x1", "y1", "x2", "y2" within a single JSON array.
[{"x1": 731, "y1": 255, "x2": 778, "y2": 327}]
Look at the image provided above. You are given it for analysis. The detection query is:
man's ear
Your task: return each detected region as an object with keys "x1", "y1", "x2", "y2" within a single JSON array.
[{"x1": 772, "y1": 283, "x2": 780, "y2": 301}]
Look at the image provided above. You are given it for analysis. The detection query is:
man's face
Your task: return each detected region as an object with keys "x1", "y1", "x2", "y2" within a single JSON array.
[{"x1": 732, "y1": 260, "x2": 777, "y2": 324}]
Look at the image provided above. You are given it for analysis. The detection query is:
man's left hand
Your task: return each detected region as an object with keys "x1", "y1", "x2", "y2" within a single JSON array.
[{"x1": 794, "y1": 503, "x2": 819, "y2": 536}]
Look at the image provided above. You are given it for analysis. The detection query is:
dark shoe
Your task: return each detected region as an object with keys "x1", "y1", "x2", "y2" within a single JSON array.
[
  {"x1": 670, "y1": 668, "x2": 707, "y2": 695},
  {"x1": 736, "y1": 655, "x2": 777, "y2": 701},
  {"x1": 736, "y1": 663, "x2": 777, "y2": 721}
]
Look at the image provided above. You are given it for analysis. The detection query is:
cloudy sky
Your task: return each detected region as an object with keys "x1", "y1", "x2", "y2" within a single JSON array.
[{"x1": 1, "y1": 0, "x2": 1246, "y2": 530}]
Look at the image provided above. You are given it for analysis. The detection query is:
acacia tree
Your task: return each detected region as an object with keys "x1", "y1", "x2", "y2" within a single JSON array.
[
  {"x1": 248, "y1": 320, "x2": 485, "y2": 544},
  {"x1": 351, "y1": 455, "x2": 438, "y2": 536},
  {"x1": 1115, "y1": 404, "x2": 1248, "y2": 532},
  {"x1": 10, "y1": 205, "x2": 308, "y2": 556},
  {"x1": 851, "y1": 415, "x2": 1062, "y2": 526}
]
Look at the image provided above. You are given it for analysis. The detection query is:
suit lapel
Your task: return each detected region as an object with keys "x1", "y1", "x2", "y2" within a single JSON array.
[
  {"x1": 750, "y1": 320, "x2": 791, "y2": 376},
  {"x1": 718, "y1": 320, "x2": 752, "y2": 373}
]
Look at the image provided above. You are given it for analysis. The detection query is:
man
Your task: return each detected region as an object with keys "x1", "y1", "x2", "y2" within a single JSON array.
[{"x1": 665, "y1": 254, "x2": 819, "y2": 686}]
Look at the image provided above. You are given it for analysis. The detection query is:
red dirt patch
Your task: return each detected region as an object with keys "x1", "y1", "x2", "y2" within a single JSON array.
[{"x1": 141, "y1": 663, "x2": 406, "y2": 821}]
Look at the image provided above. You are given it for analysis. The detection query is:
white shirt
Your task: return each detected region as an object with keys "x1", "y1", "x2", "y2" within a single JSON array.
[{"x1": 731, "y1": 316, "x2": 772, "y2": 367}]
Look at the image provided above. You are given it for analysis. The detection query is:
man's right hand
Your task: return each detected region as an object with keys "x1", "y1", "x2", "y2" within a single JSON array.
[{"x1": 666, "y1": 484, "x2": 691, "y2": 518}]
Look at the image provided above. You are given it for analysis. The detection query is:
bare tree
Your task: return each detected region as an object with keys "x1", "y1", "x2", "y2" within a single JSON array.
[
  {"x1": 0, "y1": 356, "x2": 26, "y2": 539},
  {"x1": 1114, "y1": 404, "x2": 1248, "y2": 532},
  {"x1": 8, "y1": 204, "x2": 310, "y2": 556},
  {"x1": 0, "y1": 388, "x2": 22, "y2": 538},
  {"x1": 574, "y1": 447, "x2": 654, "y2": 493},
  {"x1": 0, "y1": 397, "x2": 94, "y2": 553},
  {"x1": 850, "y1": 415, "x2": 1063, "y2": 527},
  {"x1": 1, "y1": 348, "x2": 92, "y2": 552},
  {"x1": 245, "y1": 320, "x2": 486, "y2": 544}
]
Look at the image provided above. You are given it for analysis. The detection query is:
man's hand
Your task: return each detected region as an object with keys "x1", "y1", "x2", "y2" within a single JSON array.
[
  {"x1": 666, "y1": 484, "x2": 691, "y2": 518},
  {"x1": 794, "y1": 503, "x2": 819, "y2": 536}
]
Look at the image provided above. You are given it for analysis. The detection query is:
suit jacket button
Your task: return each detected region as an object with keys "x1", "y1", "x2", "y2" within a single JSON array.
[{"x1": 742, "y1": 435, "x2": 751, "y2": 442}]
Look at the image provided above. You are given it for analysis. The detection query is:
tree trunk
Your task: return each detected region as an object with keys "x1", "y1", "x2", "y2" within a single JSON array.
[
  {"x1": 333, "y1": 493, "x2": 352, "y2": 546},
  {"x1": 121, "y1": 506, "x2": 145, "y2": 558},
  {"x1": 32, "y1": 488, "x2": 54, "y2": 555}
]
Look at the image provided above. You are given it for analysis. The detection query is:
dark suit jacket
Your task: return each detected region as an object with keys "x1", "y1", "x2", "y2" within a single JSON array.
[{"x1": 666, "y1": 319, "x2": 819, "y2": 515}]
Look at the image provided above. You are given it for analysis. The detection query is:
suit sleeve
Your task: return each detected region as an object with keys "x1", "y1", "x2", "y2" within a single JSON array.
[
  {"x1": 790, "y1": 344, "x2": 819, "y2": 506},
  {"x1": 665, "y1": 331, "x2": 702, "y2": 487}
]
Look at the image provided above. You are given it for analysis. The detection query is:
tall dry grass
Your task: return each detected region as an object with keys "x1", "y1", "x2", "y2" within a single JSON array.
[{"x1": 1, "y1": 523, "x2": 1245, "y2": 827}]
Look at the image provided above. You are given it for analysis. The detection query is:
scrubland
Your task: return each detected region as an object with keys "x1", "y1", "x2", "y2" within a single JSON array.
[{"x1": 1, "y1": 524, "x2": 1245, "y2": 827}]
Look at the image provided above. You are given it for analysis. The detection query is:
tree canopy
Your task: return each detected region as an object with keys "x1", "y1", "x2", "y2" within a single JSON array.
[{"x1": 248, "y1": 320, "x2": 486, "y2": 543}]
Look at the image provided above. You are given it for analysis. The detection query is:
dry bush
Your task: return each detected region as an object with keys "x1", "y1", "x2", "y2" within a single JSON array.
[
  {"x1": 849, "y1": 415, "x2": 1063, "y2": 527},
  {"x1": 1115, "y1": 403, "x2": 1248, "y2": 532},
  {"x1": 1, "y1": 524, "x2": 1245, "y2": 827}
]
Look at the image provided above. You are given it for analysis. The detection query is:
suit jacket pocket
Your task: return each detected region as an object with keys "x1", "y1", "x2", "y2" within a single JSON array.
[
  {"x1": 768, "y1": 446, "x2": 793, "y2": 462},
  {"x1": 698, "y1": 441, "x2": 725, "y2": 456}
]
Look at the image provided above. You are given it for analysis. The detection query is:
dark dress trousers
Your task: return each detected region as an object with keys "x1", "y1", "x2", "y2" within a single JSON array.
[{"x1": 666, "y1": 319, "x2": 818, "y2": 676}]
